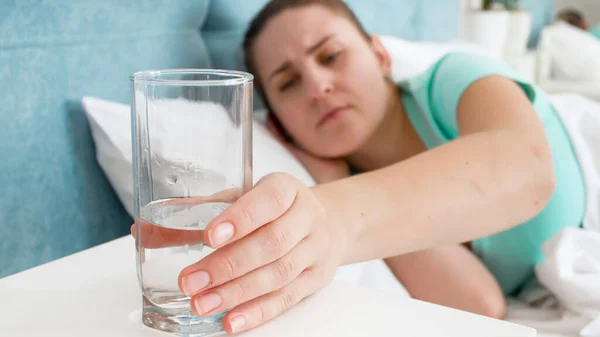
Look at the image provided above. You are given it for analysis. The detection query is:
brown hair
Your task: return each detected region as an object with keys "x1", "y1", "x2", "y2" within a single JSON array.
[
  {"x1": 556, "y1": 8, "x2": 586, "y2": 29},
  {"x1": 242, "y1": 0, "x2": 371, "y2": 139}
]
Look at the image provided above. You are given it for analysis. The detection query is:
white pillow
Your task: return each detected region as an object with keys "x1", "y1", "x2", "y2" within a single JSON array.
[
  {"x1": 82, "y1": 96, "x2": 315, "y2": 218},
  {"x1": 539, "y1": 22, "x2": 600, "y2": 82},
  {"x1": 379, "y1": 35, "x2": 492, "y2": 81}
]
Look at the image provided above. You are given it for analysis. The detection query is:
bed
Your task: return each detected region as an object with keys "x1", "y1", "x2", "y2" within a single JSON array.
[{"x1": 6, "y1": 1, "x2": 599, "y2": 337}]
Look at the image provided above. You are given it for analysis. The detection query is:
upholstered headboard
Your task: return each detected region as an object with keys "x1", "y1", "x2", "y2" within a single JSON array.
[
  {"x1": 201, "y1": 0, "x2": 462, "y2": 73},
  {"x1": 0, "y1": 0, "x2": 213, "y2": 277},
  {"x1": 0, "y1": 0, "x2": 463, "y2": 277}
]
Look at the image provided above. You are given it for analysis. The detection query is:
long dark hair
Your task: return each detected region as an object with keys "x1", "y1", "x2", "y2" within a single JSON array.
[{"x1": 556, "y1": 8, "x2": 586, "y2": 28}]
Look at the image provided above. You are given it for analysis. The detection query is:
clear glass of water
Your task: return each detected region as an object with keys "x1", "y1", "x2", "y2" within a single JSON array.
[{"x1": 131, "y1": 69, "x2": 253, "y2": 336}]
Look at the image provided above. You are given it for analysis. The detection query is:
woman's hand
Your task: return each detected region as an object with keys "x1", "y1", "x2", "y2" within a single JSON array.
[
  {"x1": 177, "y1": 172, "x2": 350, "y2": 334},
  {"x1": 267, "y1": 118, "x2": 350, "y2": 184}
]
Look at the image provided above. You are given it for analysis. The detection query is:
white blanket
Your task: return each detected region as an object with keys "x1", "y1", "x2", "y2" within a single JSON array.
[{"x1": 536, "y1": 228, "x2": 600, "y2": 336}]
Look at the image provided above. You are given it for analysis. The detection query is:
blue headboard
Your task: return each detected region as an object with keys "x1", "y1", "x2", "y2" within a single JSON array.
[
  {"x1": 202, "y1": 0, "x2": 462, "y2": 73},
  {"x1": 0, "y1": 0, "x2": 464, "y2": 277},
  {"x1": 0, "y1": 0, "x2": 212, "y2": 277},
  {"x1": 522, "y1": 0, "x2": 557, "y2": 47}
]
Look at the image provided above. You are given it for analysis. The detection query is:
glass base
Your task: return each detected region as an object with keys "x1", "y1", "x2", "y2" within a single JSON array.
[{"x1": 142, "y1": 295, "x2": 227, "y2": 337}]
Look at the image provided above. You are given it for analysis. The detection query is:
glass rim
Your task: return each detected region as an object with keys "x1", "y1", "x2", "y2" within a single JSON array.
[{"x1": 130, "y1": 68, "x2": 254, "y2": 86}]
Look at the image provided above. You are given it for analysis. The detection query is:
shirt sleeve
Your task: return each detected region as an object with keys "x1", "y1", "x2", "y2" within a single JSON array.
[
  {"x1": 590, "y1": 24, "x2": 600, "y2": 39},
  {"x1": 428, "y1": 52, "x2": 537, "y2": 138}
]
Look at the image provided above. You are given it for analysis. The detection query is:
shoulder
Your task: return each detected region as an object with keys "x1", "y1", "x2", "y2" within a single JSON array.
[
  {"x1": 400, "y1": 51, "x2": 533, "y2": 99},
  {"x1": 399, "y1": 52, "x2": 539, "y2": 138},
  {"x1": 429, "y1": 51, "x2": 537, "y2": 110},
  {"x1": 430, "y1": 52, "x2": 527, "y2": 91},
  {"x1": 431, "y1": 51, "x2": 534, "y2": 105}
]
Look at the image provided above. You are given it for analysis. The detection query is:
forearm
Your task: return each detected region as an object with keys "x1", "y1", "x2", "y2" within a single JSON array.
[{"x1": 312, "y1": 129, "x2": 555, "y2": 265}]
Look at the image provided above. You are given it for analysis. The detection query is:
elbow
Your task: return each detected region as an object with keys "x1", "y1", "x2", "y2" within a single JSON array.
[
  {"x1": 535, "y1": 167, "x2": 556, "y2": 213},
  {"x1": 529, "y1": 144, "x2": 557, "y2": 214},
  {"x1": 540, "y1": 166, "x2": 556, "y2": 203}
]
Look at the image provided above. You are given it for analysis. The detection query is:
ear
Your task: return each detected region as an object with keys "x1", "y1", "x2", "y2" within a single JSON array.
[{"x1": 369, "y1": 35, "x2": 392, "y2": 77}]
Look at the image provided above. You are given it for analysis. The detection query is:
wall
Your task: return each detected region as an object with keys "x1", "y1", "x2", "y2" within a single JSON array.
[
  {"x1": 461, "y1": 0, "x2": 556, "y2": 47},
  {"x1": 555, "y1": 0, "x2": 600, "y2": 26},
  {"x1": 521, "y1": 0, "x2": 556, "y2": 47}
]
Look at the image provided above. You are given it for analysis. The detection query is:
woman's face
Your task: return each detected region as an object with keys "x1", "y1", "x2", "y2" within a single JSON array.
[{"x1": 251, "y1": 5, "x2": 393, "y2": 158}]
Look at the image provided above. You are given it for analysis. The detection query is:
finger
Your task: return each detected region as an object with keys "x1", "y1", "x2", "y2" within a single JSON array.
[
  {"x1": 222, "y1": 267, "x2": 325, "y2": 334},
  {"x1": 202, "y1": 173, "x2": 299, "y2": 249},
  {"x1": 189, "y1": 236, "x2": 315, "y2": 317},
  {"x1": 178, "y1": 194, "x2": 313, "y2": 296},
  {"x1": 131, "y1": 220, "x2": 206, "y2": 249}
]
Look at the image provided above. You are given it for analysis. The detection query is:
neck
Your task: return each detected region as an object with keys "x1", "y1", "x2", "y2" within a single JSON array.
[{"x1": 347, "y1": 82, "x2": 424, "y2": 172}]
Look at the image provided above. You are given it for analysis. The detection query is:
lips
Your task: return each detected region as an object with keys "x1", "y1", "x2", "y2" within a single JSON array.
[{"x1": 318, "y1": 106, "x2": 349, "y2": 127}]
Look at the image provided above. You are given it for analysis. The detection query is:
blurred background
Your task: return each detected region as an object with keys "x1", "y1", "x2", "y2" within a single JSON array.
[{"x1": 461, "y1": 0, "x2": 600, "y2": 102}]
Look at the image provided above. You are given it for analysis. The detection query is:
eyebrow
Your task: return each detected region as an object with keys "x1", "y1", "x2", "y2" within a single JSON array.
[{"x1": 268, "y1": 34, "x2": 335, "y2": 80}]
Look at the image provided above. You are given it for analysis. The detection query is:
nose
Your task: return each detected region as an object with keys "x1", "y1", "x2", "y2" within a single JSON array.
[{"x1": 303, "y1": 67, "x2": 333, "y2": 100}]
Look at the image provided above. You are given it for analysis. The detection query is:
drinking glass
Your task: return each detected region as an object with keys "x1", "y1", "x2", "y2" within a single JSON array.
[{"x1": 131, "y1": 69, "x2": 253, "y2": 336}]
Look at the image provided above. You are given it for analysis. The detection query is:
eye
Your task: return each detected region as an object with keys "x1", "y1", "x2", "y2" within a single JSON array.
[
  {"x1": 279, "y1": 76, "x2": 297, "y2": 92},
  {"x1": 322, "y1": 51, "x2": 342, "y2": 65}
]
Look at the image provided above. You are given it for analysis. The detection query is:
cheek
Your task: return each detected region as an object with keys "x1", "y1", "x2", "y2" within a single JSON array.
[
  {"x1": 267, "y1": 89, "x2": 314, "y2": 137},
  {"x1": 274, "y1": 105, "x2": 322, "y2": 152},
  {"x1": 343, "y1": 57, "x2": 389, "y2": 117},
  {"x1": 271, "y1": 102, "x2": 310, "y2": 139}
]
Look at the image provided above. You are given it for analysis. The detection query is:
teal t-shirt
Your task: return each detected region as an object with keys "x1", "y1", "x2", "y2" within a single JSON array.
[
  {"x1": 590, "y1": 24, "x2": 600, "y2": 39},
  {"x1": 397, "y1": 52, "x2": 586, "y2": 295}
]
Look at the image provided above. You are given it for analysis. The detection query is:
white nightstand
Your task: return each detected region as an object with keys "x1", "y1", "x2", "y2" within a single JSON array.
[{"x1": 0, "y1": 236, "x2": 537, "y2": 337}]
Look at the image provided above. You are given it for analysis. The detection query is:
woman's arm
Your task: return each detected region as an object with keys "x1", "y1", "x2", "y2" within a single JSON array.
[
  {"x1": 174, "y1": 75, "x2": 556, "y2": 334},
  {"x1": 313, "y1": 75, "x2": 556, "y2": 265}
]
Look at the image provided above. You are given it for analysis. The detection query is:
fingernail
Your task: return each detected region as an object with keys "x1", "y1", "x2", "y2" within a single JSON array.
[
  {"x1": 182, "y1": 271, "x2": 210, "y2": 296},
  {"x1": 194, "y1": 293, "x2": 222, "y2": 315},
  {"x1": 229, "y1": 314, "x2": 247, "y2": 333},
  {"x1": 209, "y1": 222, "x2": 234, "y2": 246}
]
